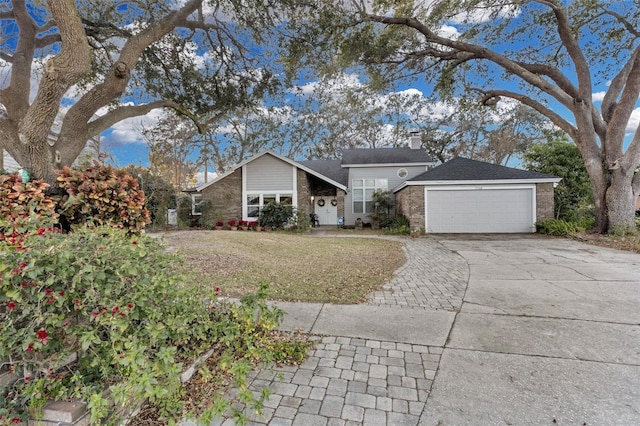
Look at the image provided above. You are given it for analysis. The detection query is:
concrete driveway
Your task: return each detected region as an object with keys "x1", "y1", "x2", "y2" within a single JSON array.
[{"x1": 422, "y1": 235, "x2": 640, "y2": 425}]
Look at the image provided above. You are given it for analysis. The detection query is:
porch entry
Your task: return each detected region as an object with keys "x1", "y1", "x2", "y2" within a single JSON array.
[{"x1": 314, "y1": 196, "x2": 338, "y2": 225}]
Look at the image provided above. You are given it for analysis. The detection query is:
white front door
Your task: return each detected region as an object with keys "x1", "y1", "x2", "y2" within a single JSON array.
[{"x1": 315, "y1": 197, "x2": 337, "y2": 225}]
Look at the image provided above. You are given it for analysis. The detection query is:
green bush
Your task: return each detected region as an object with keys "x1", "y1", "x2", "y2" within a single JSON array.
[
  {"x1": 382, "y1": 215, "x2": 411, "y2": 235},
  {"x1": 0, "y1": 226, "x2": 220, "y2": 423},
  {"x1": 291, "y1": 209, "x2": 311, "y2": 232},
  {"x1": 259, "y1": 202, "x2": 295, "y2": 228},
  {"x1": 535, "y1": 218, "x2": 588, "y2": 236},
  {"x1": 56, "y1": 164, "x2": 150, "y2": 234},
  {"x1": 176, "y1": 195, "x2": 199, "y2": 228},
  {"x1": 199, "y1": 199, "x2": 216, "y2": 228}
]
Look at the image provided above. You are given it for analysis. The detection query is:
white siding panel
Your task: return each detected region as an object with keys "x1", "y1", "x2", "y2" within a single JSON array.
[
  {"x1": 245, "y1": 154, "x2": 294, "y2": 192},
  {"x1": 425, "y1": 186, "x2": 535, "y2": 233},
  {"x1": 2, "y1": 150, "x2": 20, "y2": 172},
  {"x1": 344, "y1": 165, "x2": 427, "y2": 225}
]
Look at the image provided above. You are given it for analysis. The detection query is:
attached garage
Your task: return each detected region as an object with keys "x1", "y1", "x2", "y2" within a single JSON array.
[
  {"x1": 425, "y1": 185, "x2": 535, "y2": 233},
  {"x1": 394, "y1": 157, "x2": 561, "y2": 234}
]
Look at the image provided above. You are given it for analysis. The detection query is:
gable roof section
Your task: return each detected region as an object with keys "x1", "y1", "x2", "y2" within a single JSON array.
[
  {"x1": 341, "y1": 147, "x2": 433, "y2": 167},
  {"x1": 298, "y1": 159, "x2": 349, "y2": 186},
  {"x1": 394, "y1": 157, "x2": 561, "y2": 192},
  {"x1": 195, "y1": 150, "x2": 347, "y2": 192}
]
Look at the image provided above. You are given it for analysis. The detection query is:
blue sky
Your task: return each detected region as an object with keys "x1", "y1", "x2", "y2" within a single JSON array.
[
  {"x1": 3, "y1": 1, "x2": 639, "y2": 177},
  {"x1": 94, "y1": 1, "x2": 639, "y2": 175}
]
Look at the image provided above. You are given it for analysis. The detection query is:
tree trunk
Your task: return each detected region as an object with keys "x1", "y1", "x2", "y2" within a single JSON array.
[
  {"x1": 588, "y1": 161, "x2": 637, "y2": 234},
  {"x1": 26, "y1": 137, "x2": 57, "y2": 186},
  {"x1": 605, "y1": 168, "x2": 637, "y2": 233},
  {"x1": 590, "y1": 171, "x2": 609, "y2": 234}
]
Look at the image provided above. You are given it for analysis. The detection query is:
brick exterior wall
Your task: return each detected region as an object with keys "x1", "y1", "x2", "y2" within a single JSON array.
[
  {"x1": 395, "y1": 186, "x2": 425, "y2": 230},
  {"x1": 201, "y1": 169, "x2": 243, "y2": 221},
  {"x1": 297, "y1": 169, "x2": 312, "y2": 215},
  {"x1": 536, "y1": 182, "x2": 555, "y2": 221},
  {"x1": 337, "y1": 190, "x2": 346, "y2": 220}
]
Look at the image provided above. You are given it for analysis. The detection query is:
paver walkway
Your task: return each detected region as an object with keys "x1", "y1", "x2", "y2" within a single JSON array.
[
  {"x1": 204, "y1": 235, "x2": 467, "y2": 426},
  {"x1": 367, "y1": 238, "x2": 468, "y2": 311},
  {"x1": 239, "y1": 337, "x2": 442, "y2": 426}
]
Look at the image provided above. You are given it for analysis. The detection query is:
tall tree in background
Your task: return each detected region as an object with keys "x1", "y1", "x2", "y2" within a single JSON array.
[
  {"x1": 282, "y1": 1, "x2": 640, "y2": 233},
  {"x1": 408, "y1": 97, "x2": 547, "y2": 164},
  {"x1": 0, "y1": 0, "x2": 275, "y2": 184},
  {"x1": 206, "y1": 105, "x2": 298, "y2": 172},
  {"x1": 142, "y1": 113, "x2": 200, "y2": 190},
  {"x1": 286, "y1": 75, "x2": 412, "y2": 159}
]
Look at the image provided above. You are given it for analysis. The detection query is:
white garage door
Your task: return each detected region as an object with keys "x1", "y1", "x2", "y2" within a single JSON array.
[{"x1": 425, "y1": 186, "x2": 535, "y2": 233}]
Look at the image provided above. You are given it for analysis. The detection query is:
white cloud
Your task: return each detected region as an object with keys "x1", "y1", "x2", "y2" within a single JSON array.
[
  {"x1": 292, "y1": 73, "x2": 364, "y2": 98},
  {"x1": 627, "y1": 107, "x2": 640, "y2": 134},
  {"x1": 99, "y1": 107, "x2": 164, "y2": 146},
  {"x1": 436, "y1": 25, "x2": 460, "y2": 39},
  {"x1": 195, "y1": 170, "x2": 217, "y2": 186},
  {"x1": 592, "y1": 91, "x2": 606, "y2": 102}
]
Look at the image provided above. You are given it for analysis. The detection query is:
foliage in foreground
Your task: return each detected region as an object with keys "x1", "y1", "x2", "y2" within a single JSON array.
[
  {"x1": 0, "y1": 164, "x2": 151, "y2": 239},
  {"x1": 0, "y1": 225, "x2": 306, "y2": 425},
  {"x1": 56, "y1": 164, "x2": 150, "y2": 233},
  {"x1": 0, "y1": 175, "x2": 58, "y2": 239}
]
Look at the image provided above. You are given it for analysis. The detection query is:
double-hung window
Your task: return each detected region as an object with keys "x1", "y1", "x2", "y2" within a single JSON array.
[{"x1": 352, "y1": 179, "x2": 387, "y2": 214}]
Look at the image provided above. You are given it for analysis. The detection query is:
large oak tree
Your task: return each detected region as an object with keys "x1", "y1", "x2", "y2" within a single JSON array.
[
  {"x1": 282, "y1": 0, "x2": 640, "y2": 233},
  {"x1": 0, "y1": 0, "x2": 275, "y2": 185}
]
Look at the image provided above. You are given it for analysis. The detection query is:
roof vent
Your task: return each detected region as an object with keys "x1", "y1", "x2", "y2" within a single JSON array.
[{"x1": 409, "y1": 131, "x2": 421, "y2": 150}]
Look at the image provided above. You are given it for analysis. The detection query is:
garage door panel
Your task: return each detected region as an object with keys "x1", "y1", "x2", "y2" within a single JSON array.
[{"x1": 426, "y1": 187, "x2": 534, "y2": 233}]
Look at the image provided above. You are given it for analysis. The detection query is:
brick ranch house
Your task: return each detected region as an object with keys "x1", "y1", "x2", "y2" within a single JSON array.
[{"x1": 186, "y1": 139, "x2": 560, "y2": 233}]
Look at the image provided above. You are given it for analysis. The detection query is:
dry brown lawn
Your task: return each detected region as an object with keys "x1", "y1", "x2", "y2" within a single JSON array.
[
  {"x1": 571, "y1": 231, "x2": 640, "y2": 254},
  {"x1": 159, "y1": 230, "x2": 406, "y2": 304}
]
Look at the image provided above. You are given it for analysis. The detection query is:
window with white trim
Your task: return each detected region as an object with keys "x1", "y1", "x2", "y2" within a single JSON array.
[
  {"x1": 191, "y1": 194, "x2": 203, "y2": 215},
  {"x1": 246, "y1": 193, "x2": 293, "y2": 219},
  {"x1": 352, "y1": 179, "x2": 387, "y2": 214}
]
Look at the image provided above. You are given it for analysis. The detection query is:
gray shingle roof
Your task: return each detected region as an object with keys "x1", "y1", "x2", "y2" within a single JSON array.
[
  {"x1": 299, "y1": 159, "x2": 349, "y2": 186},
  {"x1": 409, "y1": 157, "x2": 559, "y2": 181},
  {"x1": 341, "y1": 148, "x2": 433, "y2": 165}
]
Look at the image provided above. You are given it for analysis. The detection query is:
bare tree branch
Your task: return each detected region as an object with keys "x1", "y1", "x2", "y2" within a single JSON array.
[
  {"x1": 600, "y1": 7, "x2": 640, "y2": 38},
  {"x1": 607, "y1": 53, "x2": 640, "y2": 161},
  {"x1": 8, "y1": 0, "x2": 36, "y2": 118},
  {"x1": 86, "y1": 100, "x2": 205, "y2": 139},
  {"x1": 34, "y1": 34, "x2": 62, "y2": 49},
  {"x1": 602, "y1": 47, "x2": 640, "y2": 122},
  {"x1": 478, "y1": 88, "x2": 578, "y2": 140},
  {"x1": 368, "y1": 14, "x2": 576, "y2": 110},
  {"x1": 21, "y1": 0, "x2": 92, "y2": 144}
]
